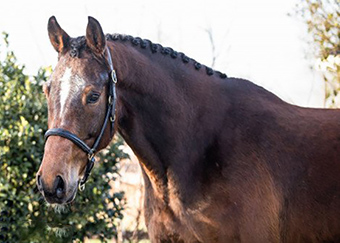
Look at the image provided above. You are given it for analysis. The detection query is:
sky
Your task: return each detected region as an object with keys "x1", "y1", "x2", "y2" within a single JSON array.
[{"x1": 0, "y1": 0, "x2": 325, "y2": 107}]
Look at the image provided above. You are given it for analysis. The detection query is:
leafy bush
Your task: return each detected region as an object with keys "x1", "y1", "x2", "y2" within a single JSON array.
[
  {"x1": 0, "y1": 33, "x2": 128, "y2": 243},
  {"x1": 295, "y1": 0, "x2": 340, "y2": 107}
]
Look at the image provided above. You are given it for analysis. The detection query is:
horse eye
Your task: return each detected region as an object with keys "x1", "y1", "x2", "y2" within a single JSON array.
[{"x1": 86, "y1": 93, "x2": 100, "y2": 104}]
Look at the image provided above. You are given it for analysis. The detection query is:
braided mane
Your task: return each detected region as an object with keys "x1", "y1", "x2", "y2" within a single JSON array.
[{"x1": 68, "y1": 34, "x2": 227, "y2": 79}]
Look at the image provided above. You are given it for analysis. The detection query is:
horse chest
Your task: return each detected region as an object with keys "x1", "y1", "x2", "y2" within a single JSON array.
[
  {"x1": 143, "y1": 190, "x2": 222, "y2": 242},
  {"x1": 144, "y1": 205, "x2": 208, "y2": 242}
]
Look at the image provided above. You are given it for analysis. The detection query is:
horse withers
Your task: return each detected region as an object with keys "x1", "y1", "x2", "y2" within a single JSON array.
[{"x1": 36, "y1": 16, "x2": 340, "y2": 242}]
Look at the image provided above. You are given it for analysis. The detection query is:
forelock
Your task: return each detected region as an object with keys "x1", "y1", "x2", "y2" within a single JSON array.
[{"x1": 69, "y1": 36, "x2": 86, "y2": 58}]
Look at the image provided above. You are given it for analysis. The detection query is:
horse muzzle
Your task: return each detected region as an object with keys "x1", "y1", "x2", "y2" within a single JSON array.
[{"x1": 36, "y1": 174, "x2": 76, "y2": 204}]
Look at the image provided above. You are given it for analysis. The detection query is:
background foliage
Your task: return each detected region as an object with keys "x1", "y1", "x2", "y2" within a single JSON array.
[
  {"x1": 295, "y1": 0, "x2": 340, "y2": 107},
  {"x1": 0, "y1": 33, "x2": 127, "y2": 243}
]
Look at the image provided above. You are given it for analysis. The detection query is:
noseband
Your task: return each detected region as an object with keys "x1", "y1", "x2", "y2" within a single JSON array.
[{"x1": 44, "y1": 46, "x2": 117, "y2": 191}]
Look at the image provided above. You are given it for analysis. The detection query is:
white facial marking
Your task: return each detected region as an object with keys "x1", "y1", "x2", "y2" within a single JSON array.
[
  {"x1": 59, "y1": 67, "x2": 85, "y2": 117},
  {"x1": 59, "y1": 68, "x2": 72, "y2": 116}
]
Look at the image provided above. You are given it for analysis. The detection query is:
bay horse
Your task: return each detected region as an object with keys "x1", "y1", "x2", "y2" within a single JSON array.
[{"x1": 36, "y1": 16, "x2": 340, "y2": 242}]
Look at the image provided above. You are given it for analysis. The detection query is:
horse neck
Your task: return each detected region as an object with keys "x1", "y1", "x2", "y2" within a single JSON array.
[{"x1": 110, "y1": 40, "x2": 223, "y2": 204}]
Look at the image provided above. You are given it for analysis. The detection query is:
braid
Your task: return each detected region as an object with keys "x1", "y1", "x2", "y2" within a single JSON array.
[{"x1": 105, "y1": 33, "x2": 228, "y2": 79}]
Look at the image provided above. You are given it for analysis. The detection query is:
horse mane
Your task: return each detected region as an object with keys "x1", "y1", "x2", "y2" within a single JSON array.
[{"x1": 68, "y1": 34, "x2": 228, "y2": 80}]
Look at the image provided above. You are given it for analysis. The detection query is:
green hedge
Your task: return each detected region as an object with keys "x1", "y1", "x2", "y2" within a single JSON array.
[{"x1": 0, "y1": 33, "x2": 128, "y2": 243}]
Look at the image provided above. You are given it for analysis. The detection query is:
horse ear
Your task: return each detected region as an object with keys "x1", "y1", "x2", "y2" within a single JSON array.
[
  {"x1": 47, "y1": 16, "x2": 70, "y2": 53},
  {"x1": 86, "y1": 16, "x2": 106, "y2": 55}
]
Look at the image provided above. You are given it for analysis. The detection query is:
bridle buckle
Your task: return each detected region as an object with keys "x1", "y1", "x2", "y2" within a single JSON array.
[
  {"x1": 111, "y1": 70, "x2": 117, "y2": 84},
  {"x1": 79, "y1": 182, "x2": 86, "y2": 191},
  {"x1": 88, "y1": 151, "x2": 95, "y2": 161}
]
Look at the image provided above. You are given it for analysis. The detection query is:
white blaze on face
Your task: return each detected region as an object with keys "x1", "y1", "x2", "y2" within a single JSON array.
[{"x1": 59, "y1": 67, "x2": 85, "y2": 117}]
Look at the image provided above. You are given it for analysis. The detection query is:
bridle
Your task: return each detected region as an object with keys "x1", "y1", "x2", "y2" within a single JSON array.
[{"x1": 44, "y1": 46, "x2": 117, "y2": 191}]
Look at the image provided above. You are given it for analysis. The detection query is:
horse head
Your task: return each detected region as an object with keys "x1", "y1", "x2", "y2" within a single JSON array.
[{"x1": 36, "y1": 16, "x2": 115, "y2": 204}]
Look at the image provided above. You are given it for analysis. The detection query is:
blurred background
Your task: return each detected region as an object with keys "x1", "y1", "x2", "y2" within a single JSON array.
[{"x1": 0, "y1": 0, "x2": 339, "y2": 242}]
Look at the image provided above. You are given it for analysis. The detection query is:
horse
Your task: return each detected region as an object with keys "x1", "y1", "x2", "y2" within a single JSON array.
[{"x1": 36, "y1": 16, "x2": 340, "y2": 242}]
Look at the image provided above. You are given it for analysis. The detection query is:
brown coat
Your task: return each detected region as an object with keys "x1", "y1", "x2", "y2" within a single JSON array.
[{"x1": 38, "y1": 16, "x2": 340, "y2": 242}]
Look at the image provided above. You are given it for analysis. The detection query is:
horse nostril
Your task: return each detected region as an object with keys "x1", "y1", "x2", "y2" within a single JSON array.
[{"x1": 55, "y1": 176, "x2": 65, "y2": 199}]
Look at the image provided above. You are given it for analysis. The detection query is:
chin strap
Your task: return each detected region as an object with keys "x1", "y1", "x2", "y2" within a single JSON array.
[{"x1": 44, "y1": 46, "x2": 117, "y2": 191}]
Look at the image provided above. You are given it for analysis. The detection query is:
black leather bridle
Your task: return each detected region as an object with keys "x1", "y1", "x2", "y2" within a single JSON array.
[{"x1": 44, "y1": 46, "x2": 117, "y2": 191}]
